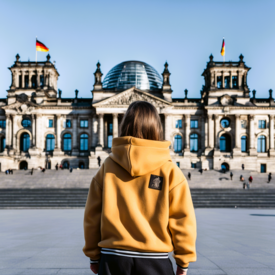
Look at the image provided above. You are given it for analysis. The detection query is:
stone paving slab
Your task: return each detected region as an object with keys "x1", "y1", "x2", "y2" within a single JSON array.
[
  {"x1": 0, "y1": 209, "x2": 275, "y2": 274},
  {"x1": 0, "y1": 169, "x2": 274, "y2": 189}
]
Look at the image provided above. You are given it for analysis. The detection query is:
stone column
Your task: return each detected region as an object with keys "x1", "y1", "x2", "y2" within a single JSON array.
[
  {"x1": 214, "y1": 115, "x2": 219, "y2": 149},
  {"x1": 269, "y1": 115, "x2": 275, "y2": 152},
  {"x1": 201, "y1": 116, "x2": 205, "y2": 151},
  {"x1": 32, "y1": 114, "x2": 36, "y2": 147},
  {"x1": 204, "y1": 115, "x2": 209, "y2": 148},
  {"x1": 249, "y1": 115, "x2": 257, "y2": 155},
  {"x1": 235, "y1": 115, "x2": 241, "y2": 148},
  {"x1": 185, "y1": 114, "x2": 190, "y2": 149},
  {"x1": 214, "y1": 72, "x2": 217, "y2": 87},
  {"x1": 5, "y1": 115, "x2": 10, "y2": 149},
  {"x1": 113, "y1": 113, "x2": 118, "y2": 138},
  {"x1": 164, "y1": 114, "x2": 170, "y2": 141},
  {"x1": 238, "y1": 71, "x2": 241, "y2": 88},
  {"x1": 208, "y1": 114, "x2": 214, "y2": 148},
  {"x1": 72, "y1": 115, "x2": 79, "y2": 154},
  {"x1": 98, "y1": 114, "x2": 104, "y2": 147},
  {"x1": 229, "y1": 71, "x2": 232, "y2": 88},
  {"x1": 11, "y1": 71, "x2": 16, "y2": 88},
  {"x1": 22, "y1": 71, "x2": 25, "y2": 88},
  {"x1": 222, "y1": 71, "x2": 224, "y2": 88},
  {"x1": 92, "y1": 115, "x2": 98, "y2": 147},
  {"x1": 28, "y1": 71, "x2": 32, "y2": 87},
  {"x1": 56, "y1": 115, "x2": 61, "y2": 149}
]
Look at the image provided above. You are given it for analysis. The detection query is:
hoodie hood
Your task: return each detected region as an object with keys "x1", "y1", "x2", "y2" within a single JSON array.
[{"x1": 109, "y1": 136, "x2": 172, "y2": 177}]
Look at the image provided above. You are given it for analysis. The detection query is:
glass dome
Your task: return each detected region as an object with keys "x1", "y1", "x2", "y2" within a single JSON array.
[{"x1": 103, "y1": 61, "x2": 162, "y2": 90}]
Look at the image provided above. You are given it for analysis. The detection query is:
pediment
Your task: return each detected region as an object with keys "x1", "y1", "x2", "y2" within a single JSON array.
[{"x1": 93, "y1": 87, "x2": 171, "y2": 108}]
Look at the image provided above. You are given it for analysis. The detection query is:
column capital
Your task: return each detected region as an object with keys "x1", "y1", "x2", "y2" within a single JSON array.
[
  {"x1": 235, "y1": 114, "x2": 241, "y2": 119},
  {"x1": 56, "y1": 114, "x2": 61, "y2": 119},
  {"x1": 185, "y1": 114, "x2": 190, "y2": 119},
  {"x1": 98, "y1": 113, "x2": 104, "y2": 118},
  {"x1": 269, "y1": 114, "x2": 275, "y2": 119},
  {"x1": 249, "y1": 115, "x2": 255, "y2": 120},
  {"x1": 112, "y1": 113, "x2": 118, "y2": 118},
  {"x1": 31, "y1": 114, "x2": 36, "y2": 119}
]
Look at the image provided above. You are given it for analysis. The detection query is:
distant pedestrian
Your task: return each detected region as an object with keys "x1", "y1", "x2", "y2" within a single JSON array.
[
  {"x1": 70, "y1": 167, "x2": 73, "y2": 173},
  {"x1": 246, "y1": 180, "x2": 250, "y2": 189},
  {"x1": 230, "y1": 172, "x2": 233, "y2": 180},
  {"x1": 240, "y1": 174, "x2": 243, "y2": 181},
  {"x1": 188, "y1": 172, "x2": 191, "y2": 180},
  {"x1": 243, "y1": 182, "x2": 246, "y2": 189},
  {"x1": 249, "y1": 176, "x2": 253, "y2": 184},
  {"x1": 242, "y1": 164, "x2": 245, "y2": 170},
  {"x1": 59, "y1": 164, "x2": 63, "y2": 170},
  {"x1": 55, "y1": 163, "x2": 58, "y2": 170},
  {"x1": 199, "y1": 168, "x2": 203, "y2": 175},
  {"x1": 268, "y1": 173, "x2": 272, "y2": 183},
  {"x1": 42, "y1": 168, "x2": 45, "y2": 173},
  {"x1": 5, "y1": 169, "x2": 9, "y2": 175},
  {"x1": 97, "y1": 156, "x2": 101, "y2": 167},
  {"x1": 30, "y1": 168, "x2": 34, "y2": 175}
]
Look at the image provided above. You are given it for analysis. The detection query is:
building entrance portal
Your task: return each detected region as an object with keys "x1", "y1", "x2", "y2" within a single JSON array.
[
  {"x1": 221, "y1": 162, "x2": 229, "y2": 172},
  {"x1": 19, "y1": 161, "x2": 28, "y2": 170}
]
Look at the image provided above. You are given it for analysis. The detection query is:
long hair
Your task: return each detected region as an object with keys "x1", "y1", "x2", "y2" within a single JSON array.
[{"x1": 119, "y1": 101, "x2": 163, "y2": 141}]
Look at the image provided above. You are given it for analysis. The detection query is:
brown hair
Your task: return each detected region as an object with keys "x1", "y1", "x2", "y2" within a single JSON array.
[{"x1": 119, "y1": 101, "x2": 163, "y2": 141}]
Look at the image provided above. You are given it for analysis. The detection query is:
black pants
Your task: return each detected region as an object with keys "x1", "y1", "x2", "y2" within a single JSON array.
[{"x1": 98, "y1": 254, "x2": 175, "y2": 275}]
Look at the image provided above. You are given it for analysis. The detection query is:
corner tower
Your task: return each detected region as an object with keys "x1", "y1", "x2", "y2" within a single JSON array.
[
  {"x1": 7, "y1": 54, "x2": 60, "y2": 105},
  {"x1": 201, "y1": 54, "x2": 251, "y2": 106}
]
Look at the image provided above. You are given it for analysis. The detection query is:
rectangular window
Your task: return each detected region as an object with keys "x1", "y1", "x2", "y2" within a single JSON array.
[
  {"x1": 0, "y1": 120, "x2": 6, "y2": 128},
  {"x1": 19, "y1": 75, "x2": 22, "y2": 88},
  {"x1": 175, "y1": 119, "x2": 182, "y2": 129},
  {"x1": 232, "y1": 76, "x2": 238, "y2": 88},
  {"x1": 224, "y1": 76, "x2": 230, "y2": 88},
  {"x1": 48, "y1": 119, "x2": 53, "y2": 128},
  {"x1": 80, "y1": 120, "x2": 88, "y2": 128},
  {"x1": 190, "y1": 120, "x2": 198, "y2": 128},
  {"x1": 65, "y1": 119, "x2": 71, "y2": 128},
  {"x1": 217, "y1": 76, "x2": 222, "y2": 88},
  {"x1": 191, "y1": 163, "x2": 196, "y2": 168},
  {"x1": 258, "y1": 120, "x2": 266, "y2": 129}
]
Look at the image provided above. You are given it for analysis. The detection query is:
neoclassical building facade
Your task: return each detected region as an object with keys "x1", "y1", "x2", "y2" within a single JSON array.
[{"x1": 0, "y1": 54, "x2": 274, "y2": 172}]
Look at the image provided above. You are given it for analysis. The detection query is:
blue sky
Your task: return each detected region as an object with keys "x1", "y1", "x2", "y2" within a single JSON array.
[{"x1": 1, "y1": 0, "x2": 275, "y2": 99}]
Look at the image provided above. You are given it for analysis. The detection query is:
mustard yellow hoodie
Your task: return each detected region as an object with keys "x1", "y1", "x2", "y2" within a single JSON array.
[{"x1": 83, "y1": 136, "x2": 197, "y2": 269}]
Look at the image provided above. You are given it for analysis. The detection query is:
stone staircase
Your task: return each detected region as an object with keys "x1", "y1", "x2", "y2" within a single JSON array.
[{"x1": 1, "y1": 188, "x2": 275, "y2": 208}]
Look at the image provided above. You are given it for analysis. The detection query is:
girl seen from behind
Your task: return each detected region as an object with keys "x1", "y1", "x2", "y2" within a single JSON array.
[{"x1": 83, "y1": 101, "x2": 197, "y2": 275}]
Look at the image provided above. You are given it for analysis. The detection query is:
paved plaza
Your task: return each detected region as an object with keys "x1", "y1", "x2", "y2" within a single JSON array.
[
  {"x1": 0, "y1": 169, "x2": 274, "y2": 189},
  {"x1": 0, "y1": 209, "x2": 275, "y2": 275}
]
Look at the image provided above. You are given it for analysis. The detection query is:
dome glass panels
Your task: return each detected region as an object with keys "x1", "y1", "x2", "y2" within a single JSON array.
[{"x1": 103, "y1": 61, "x2": 162, "y2": 90}]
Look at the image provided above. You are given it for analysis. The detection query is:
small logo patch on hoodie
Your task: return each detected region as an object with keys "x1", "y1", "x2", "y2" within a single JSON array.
[{"x1": 149, "y1": 175, "x2": 163, "y2": 191}]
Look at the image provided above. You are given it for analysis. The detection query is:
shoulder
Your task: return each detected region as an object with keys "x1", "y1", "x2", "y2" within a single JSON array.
[{"x1": 161, "y1": 161, "x2": 187, "y2": 191}]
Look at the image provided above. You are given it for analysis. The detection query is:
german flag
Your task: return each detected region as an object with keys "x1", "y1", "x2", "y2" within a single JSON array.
[
  {"x1": 36, "y1": 39, "x2": 49, "y2": 52},
  {"x1": 221, "y1": 39, "x2": 225, "y2": 56}
]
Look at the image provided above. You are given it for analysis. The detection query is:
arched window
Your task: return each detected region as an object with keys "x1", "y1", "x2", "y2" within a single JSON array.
[
  {"x1": 220, "y1": 134, "x2": 231, "y2": 152},
  {"x1": 80, "y1": 134, "x2": 88, "y2": 151},
  {"x1": 63, "y1": 133, "x2": 72, "y2": 151},
  {"x1": 241, "y1": 136, "x2": 247, "y2": 152},
  {"x1": 174, "y1": 135, "x2": 182, "y2": 152},
  {"x1": 257, "y1": 135, "x2": 266, "y2": 152},
  {"x1": 0, "y1": 136, "x2": 5, "y2": 152},
  {"x1": 46, "y1": 134, "x2": 55, "y2": 151},
  {"x1": 190, "y1": 133, "x2": 198, "y2": 152},
  {"x1": 20, "y1": 133, "x2": 30, "y2": 152},
  {"x1": 22, "y1": 118, "x2": 31, "y2": 128}
]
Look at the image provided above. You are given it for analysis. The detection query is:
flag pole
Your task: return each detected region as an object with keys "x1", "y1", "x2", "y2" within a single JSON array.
[{"x1": 36, "y1": 36, "x2": 37, "y2": 63}]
